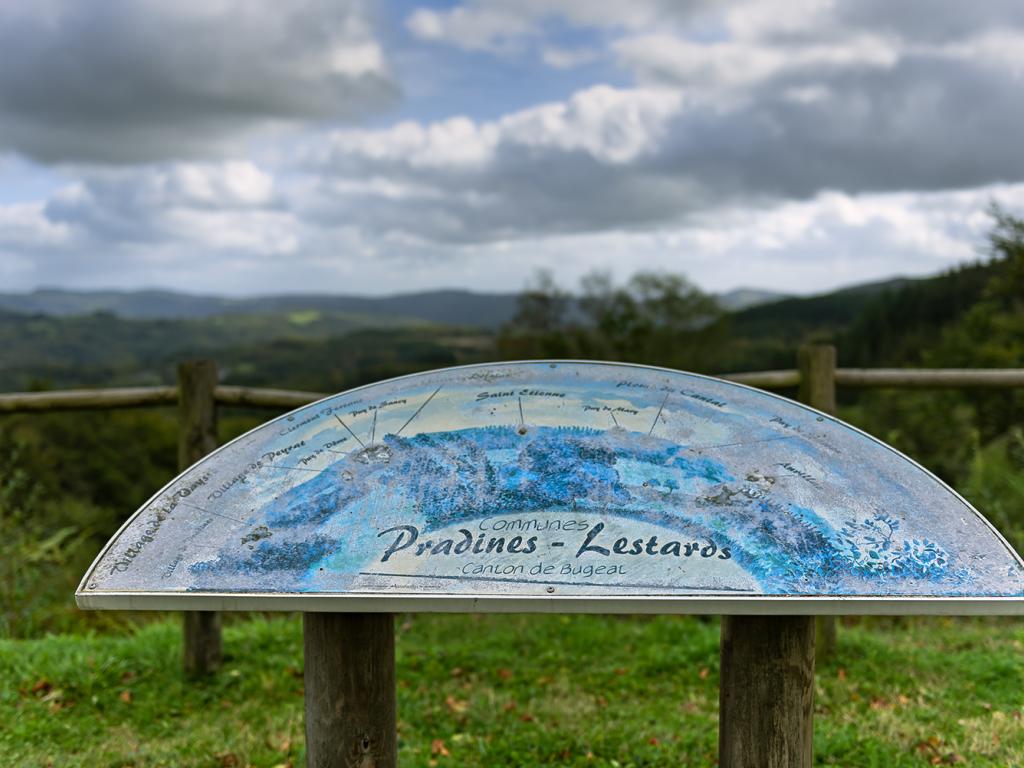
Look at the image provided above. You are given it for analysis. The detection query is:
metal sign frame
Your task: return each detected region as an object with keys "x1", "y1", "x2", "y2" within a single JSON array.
[{"x1": 77, "y1": 360, "x2": 1024, "y2": 615}]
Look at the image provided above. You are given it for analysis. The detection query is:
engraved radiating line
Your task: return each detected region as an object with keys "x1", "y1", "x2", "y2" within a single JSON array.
[
  {"x1": 394, "y1": 386, "x2": 442, "y2": 437},
  {"x1": 518, "y1": 396, "x2": 525, "y2": 426},
  {"x1": 648, "y1": 392, "x2": 669, "y2": 436},
  {"x1": 370, "y1": 409, "x2": 378, "y2": 445},
  {"x1": 609, "y1": 410, "x2": 620, "y2": 428},
  {"x1": 335, "y1": 414, "x2": 365, "y2": 449},
  {"x1": 265, "y1": 464, "x2": 325, "y2": 473},
  {"x1": 360, "y1": 571, "x2": 756, "y2": 593},
  {"x1": 177, "y1": 500, "x2": 246, "y2": 524},
  {"x1": 686, "y1": 434, "x2": 799, "y2": 451}
]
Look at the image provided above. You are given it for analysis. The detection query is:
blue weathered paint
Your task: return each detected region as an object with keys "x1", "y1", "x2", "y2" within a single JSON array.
[{"x1": 78, "y1": 361, "x2": 1024, "y2": 604}]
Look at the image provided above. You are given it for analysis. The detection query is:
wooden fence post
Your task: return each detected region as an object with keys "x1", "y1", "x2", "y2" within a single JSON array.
[
  {"x1": 304, "y1": 612, "x2": 397, "y2": 768},
  {"x1": 798, "y1": 343, "x2": 838, "y2": 659},
  {"x1": 178, "y1": 360, "x2": 222, "y2": 676},
  {"x1": 719, "y1": 615, "x2": 815, "y2": 768}
]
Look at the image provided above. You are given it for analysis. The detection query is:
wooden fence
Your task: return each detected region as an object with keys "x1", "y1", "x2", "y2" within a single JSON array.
[
  {"x1": 5, "y1": 362, "x2": 1024, "y2": 415},
  {"x1": 2, "y1": 345, "x2": 1023, "y2": 672}
]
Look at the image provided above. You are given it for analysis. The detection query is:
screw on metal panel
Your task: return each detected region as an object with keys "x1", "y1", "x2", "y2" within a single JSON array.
[
  {"x1": 88, "y1": 583, "x2": 97, "y2": 589},
  {"x1": 546, "y1": 586, "x2": 555, "y2": 593}
]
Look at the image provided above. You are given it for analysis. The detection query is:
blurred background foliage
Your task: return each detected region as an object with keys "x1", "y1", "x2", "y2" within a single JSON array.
[{"x1": 1, "y1": 207, "x2": 1022, "y2": 638}]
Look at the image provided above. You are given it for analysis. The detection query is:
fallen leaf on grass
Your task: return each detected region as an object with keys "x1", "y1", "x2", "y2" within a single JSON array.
[
  {"x1": 119, "y1": 690, "x2": 133, "y2": 704},
  {"x1": 698, "y1": 668, "x2": 710, "y2": 680},
  {"x1": 31, "y1": 679, "x2": 52, "y2": 696},
  {"x1": 497, "y1": 668, "x2": 513, "y2": 681},
  {"x1": 217, "y1": 753, "x2": 240, "y2": 767},
  {"x1": 648, "y1": 737, "x2": 660, "y2": 746},
  {"x1": 520, "y1": 713, "x2": 536, "y2": 723},
  {"x1": 48, "y1": 698, "x2": 72, "y2": 714},
  {"x1": 266, "y1": 736, "x2": 292, "y2": 753},
  {"x1": 445, "y1": 695, "x2": 468, "y2": 715},
  {"x1": 916, "y1": 735, "x2": 961, "y2": 765},
  {"x1": 431, "y1": 739, "x2": 450, "y2": 757}
]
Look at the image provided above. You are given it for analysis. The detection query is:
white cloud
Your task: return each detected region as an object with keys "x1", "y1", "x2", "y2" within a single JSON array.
[
  {"x1": 405, "y1": 0, "x2": 704, "y2": 51},
  {"x1": 5, "y1": 1, "x2": 1024, "y2": 298},
  {"x1": 613, "y1": 34, "x2": 900, "y2": 89},
  {"x1": 0, "y1": 202, "x2": 72, "y2": 248},
  {"x1": 6, "y1": 169, "x2": 1024, "y2": 296},
  {"x1": 30, "y1": 161, "x2": 296, "y2": 257},
  {"x1": 541, "y1": 46, "x2": 599, "y2": 69},
  {"x1": 434, "y1": 184, "x2": 1024, "y2": 296}
]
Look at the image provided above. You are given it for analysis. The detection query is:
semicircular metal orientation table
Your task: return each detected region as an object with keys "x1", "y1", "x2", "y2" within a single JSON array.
[{"x1": 77, "y1": 361, "x2": 1024, "y2": 614}]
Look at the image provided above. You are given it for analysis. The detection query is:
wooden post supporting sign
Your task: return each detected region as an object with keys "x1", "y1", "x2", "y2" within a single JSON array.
[
  {"x1": 178, "y1": 360, "x2": 223, "y2": 676},
  {"x1": 719, "y1": 615, "x2": 815, "y2": 768},
  {"x1": 798, "y1": 344, "x2": 839, "y2": 658},
  {"x1": 304, "y1": 612, "x2": 397, "y2": 768}
]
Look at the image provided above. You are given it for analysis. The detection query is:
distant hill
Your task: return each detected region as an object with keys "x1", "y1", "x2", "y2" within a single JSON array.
[
  {"x1": 0, "y1": 288, "x2": 521, "y2": 328},
  {"x1": 1, "y1": 267, "x2": 999, "y2": 391},
  {"x1": 719, "y1": 262, "x2": 1000, "y2": 370},
  {"x1": 0, "y1": 307, "x2": 450, "y2": 391},
  {"x1": 0, "y1": 286, "x2": 787, "y2": 328},
  {"x1": 728, "y1": 277, "x2": 912, "y2": 341},
  {"x1": 716, "y1": 288, "x2": 791, "y2": 311}
]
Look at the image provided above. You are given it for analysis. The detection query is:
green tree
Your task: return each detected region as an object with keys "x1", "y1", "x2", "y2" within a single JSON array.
[{"x1": 500, "y1": 269, "x2": 726, "y2": 370}]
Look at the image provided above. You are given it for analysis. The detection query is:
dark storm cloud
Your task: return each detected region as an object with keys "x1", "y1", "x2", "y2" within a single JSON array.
[
  {"x1": 0, "y1": 0, "x2": 396, "y2": 164},
  {"x1": 653, "y1": 57, "x2": 1024, "y2": 202},
  {"x1": 830, "y1": 1, "x2": 1024, "y2": 44}
]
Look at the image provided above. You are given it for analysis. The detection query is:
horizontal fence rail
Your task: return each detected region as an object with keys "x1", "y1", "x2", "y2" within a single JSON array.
[
  {"x1": 213, "y1": 385, "x2": 324, "y2": 409},
  {"x1": 0, "y1": 386, "x2": 179, "y2": 413},
  {"x1": 2, "y1": 368, "x2": 1024, "y2": 414},
  {"x1": 834, "y1": 369, "x2": 1024, "y2": 388},
  {"x1": 718, "y1": 370, "x2": 801, "y2": 388}
]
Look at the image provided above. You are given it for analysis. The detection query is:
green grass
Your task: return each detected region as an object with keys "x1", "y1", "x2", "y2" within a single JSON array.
[{"x1": 1, "y1": 615, "x2": 1022, "y2": 767}]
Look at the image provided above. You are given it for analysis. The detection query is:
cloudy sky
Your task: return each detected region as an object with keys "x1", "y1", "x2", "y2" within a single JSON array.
[{"x1": 1, "y1": 0, "x2": 1023, "y2": 298}]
